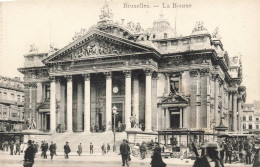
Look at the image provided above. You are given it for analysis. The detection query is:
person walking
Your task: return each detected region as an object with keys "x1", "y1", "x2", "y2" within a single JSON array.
[
  {"x1": 77, "y1": 143, "x2": 82, "y2": 156},
  {"x1": 23, "y1": 140, "x2": 35, "y2": 167},
  {"x1": 139, "y1": 142, "x2": 147, "y2": 159},
  {"x1": 10, "y1": 141, "x2": 14, "y2": 155},
  {"x1": 107, "y1": 143, "x2": 110, "y2": 153},
  {"x1": 90, "y1": 142, "x2": 93, "y2": 154},
  {"x1": 101, "y1": 143, "x2": 106, "y2": 155},
  {"x1": 244, "y1": 139, "x2": 252, "y2": 164},
  {"x1": 64, "y1": 142, "x2": 71, "y2": 159},
  {"x1": 15, "y1": 141, "x2": 21, "y2": 155},
  {"x1": 193, "y1": 142, "x2": 224, "y2": 167},
  {"x1": 225, "y1": 141, "x2": 233, "y2": 164},
  {"x1": 120, "y1": 139, "x2": 130, "y2": 167},
  {"x1": 151, "y1": 146, "x2": 166, "y2": 167},
  {"x1": 43, "y1": 141, "x2": 48, "y2": 159},
  {"x1": 49, "y1": 141, "x2": 56, "y2": 160},
  {"x1": 54, "y1": 143, "x2": 57, "y2": 156}
]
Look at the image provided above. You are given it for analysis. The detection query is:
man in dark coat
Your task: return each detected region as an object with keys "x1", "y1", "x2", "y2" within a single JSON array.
[
  {"x1": 120, "y1": 139, "x2": 130, "y2": 166},
  {"x1": 43, "y1": 141, "x2": 48, "y2": 159},
  {"x1": 10, "y1": 141, "x2": 14, "y2": 155},
  {"x1": 193, "y1": 142, "x2": 224, "y2": 167},
  {"x1": 139, "y1": 142, "x2": 147, "y2": 159},
  {"x1": 225, "y1": 141, "x2": 233, "y2": 164},
  {"x1": 49, "y1": 141, "x2": 56, "y2": 160},
  {"x1": 244, "y1": 140, "x2": 252, "y2": 164},
  {"x1": 64, "y1": 142, "x2": 71, "y2": 159},
  {"x1": 15, "y1": 141, "x2": 21, "y2": 155},
  {"x1": 24, "y1": 140, "x2": 35, "y2": 167},
  {"x1": 90, "y1": 142, "x2": 93, "y2": 154}
]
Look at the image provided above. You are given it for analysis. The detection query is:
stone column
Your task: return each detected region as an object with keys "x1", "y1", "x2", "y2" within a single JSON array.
[
  {"x1": 50, "y1": 77, "x2": 56, "y2": 132},
  {"x1": 124, "y1": 70, "x2": 131, "y2": 129},
  {"x1": 196, "y1": 73, "x2": 201, "y2": 128},
  {"x1": 228, "y1": 92, "x2": 233, "y2": 131},
  {"x1": 36, "y1": 82, "x2": 42, "y2": 129},
  {"x1": 41, "y1": 113, "x2": 44, "y2": 130},
  {"x1": 233, "y1": 91, "x2": 237, "y2": 132},
  {"x1": 105, "y1": 72, "x2": 112, "y2": 131},
  {"x1": 65, "y1": 75, "x2": 73, "y2": 132},
  {"x1": 145, "y1": 69, "x2": 152, "y2": 131},
  {"x1": 180, "y1": 108, "x2": 183, "y2": 128},
  {"x1": 206, "y1": 75, "x2": 211, "y2": 129},
  {"x1": 165, "y1": 108, "x2": 170, "y2": 128},
  {"x1": 83, "y1": 74, "x2": 91, "y2": 132},
  {"x1": 214, "y1": 74, "x2": 219, "y2": 125},
  {"x1": 77, "y1": 79, "x2": 83, "y2": 132},
  {"x1": 237, "y1": 96, "x2": 242, "y2": 132},
  {"x1": 133, "y1": 73, "x2": 139, "y2": 125}
]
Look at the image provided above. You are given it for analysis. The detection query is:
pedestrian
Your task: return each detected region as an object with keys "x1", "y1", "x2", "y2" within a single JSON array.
[
  {"x1": 49, "y1": 141, "x2": 56, "y2": 160},
  {"x1": 101, "y1": 143, "x2": 106, "y2": 155},
  {"x1": 151, "y1": 147, "x2": 166, "y2": 167},
  {"x1": 90, "y1": 142, "x2": 93, "y2": 154},
  {"x1": 253, "y1": 145, "x2": 260, "y2": 167},
  {"x1": 40, "y1": 141, "x2": 44, "y2": 158},
  {"x1": 23, "y1": 140, "x2": 35, "y2": 167},
  {"x1": 107, "y1": 143, "x2": 110, "y2": 153},
  {"x1": 44, "y1": 141, "x2": 48, "y2": 159},
  {"x1": 64, "y1": 142, "x2": 71, "y2": 159},
  {"x1": 77, "y1": 143, "x2": 82, "y2": 156},
  {"x1": 15, "y1": 141, "x2": 21, "y2": 155},
  {"x1": 54, "y1": 143, "x2": 57, "y2": 156},
  {"x1": 193, "y1": 142, "x2": 224, "y2": 167},
  {"x1": 219, "y1": 142, "x2": 225, "y2": 163},
  {"x1": 139, "y1": 142, "x2": 147, "y2": 159},
  {"x1": 225, "y1": 141, "x2": 233, "y2": 164},
  {"x1": 10, "y1": 141, "x2": 14, "y2": 155},
  {"x1": 244, "y1": 139, "x2": 252, "y2": 164},
  {"x1": 120, "y1": 139, "x2": 130, "y2": 166}
]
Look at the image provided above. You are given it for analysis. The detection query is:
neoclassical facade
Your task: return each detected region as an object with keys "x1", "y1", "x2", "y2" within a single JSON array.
[{"x1": 18, "y1": 4, "x2": 246, "y2": 134}]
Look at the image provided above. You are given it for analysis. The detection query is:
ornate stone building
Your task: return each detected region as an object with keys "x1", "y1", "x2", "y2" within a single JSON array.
[
  {"x1": 0, "y1": 76, "x2": 25, "y2": 131},
  {"x1": 18, "y1": 4, "x2": 246, "y2": 135}
]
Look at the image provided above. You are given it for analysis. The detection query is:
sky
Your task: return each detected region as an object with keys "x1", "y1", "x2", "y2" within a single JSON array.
[{"x1": 0, "y1": 0, "x2": 259, "y2": 103}]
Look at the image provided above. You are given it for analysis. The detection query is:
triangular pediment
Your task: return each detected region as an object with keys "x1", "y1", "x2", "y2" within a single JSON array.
[
  {"x1": 161, "y1": 92, "x2": 189, "y2": 104},
  {"x1": 43, "y1": 29, "x2": 159, "y2": 63}
]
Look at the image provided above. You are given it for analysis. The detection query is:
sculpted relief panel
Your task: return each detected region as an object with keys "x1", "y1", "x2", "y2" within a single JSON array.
[{"x1": 61, "y1": 39, "x2": 140, "y2": 61}]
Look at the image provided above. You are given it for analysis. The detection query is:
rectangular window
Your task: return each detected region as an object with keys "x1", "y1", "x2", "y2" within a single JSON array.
[
  {"x1": 3, "y1": 108, "x2": 7, "y2": 117},
  {"x1": 160, "y1": 42, "x2": 167, "y2": 47},
  {"x1": 22, "y1": 96, "x2": 24, "y2": 102},
  {"x1": 46, "y1": 85, "x2": 50, "y2": 100},
  {"x1": 3, "y1": 92, "x2": 7, "y2": 99},
  {"x1": 249, "y1": 124, "x2": 252, "y2": 129},
  {"x1": 11, "y1": 93, "x2": 15, "y2": 101},
  {"x1": 170, "y1": 78, "x2": 180, "y2": 94},
  {"x1": 256, "y1": 125, "x2": 259, "y2": 129},
  {"x1": 256, "y1": 118, "x2": 259, "y2": 121},
  {"x1": 249, "y1": 116, "x2": 252, "y2": 121},
  {"x1": 17, "y1": 95, "x2": 20, "y2": 102},
  {"x1": 171, "y1": 40, "x2": 178, "y2": 46},
  {"x1": 243, "y1": 124, "x2": 246, "y2": 129},
  {"x1": 243, "y1": 116, "x2": 246, "y2": 121}
]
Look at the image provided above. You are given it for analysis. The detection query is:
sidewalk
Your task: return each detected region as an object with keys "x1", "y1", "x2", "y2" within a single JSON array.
[{"x1": 0, "y1": 151, "x2": 253, "y2": 167}]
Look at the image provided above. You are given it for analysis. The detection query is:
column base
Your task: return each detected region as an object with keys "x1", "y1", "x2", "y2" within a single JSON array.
[{"x1": 65, "y1": 130, "x2": 74, "y2": 133}]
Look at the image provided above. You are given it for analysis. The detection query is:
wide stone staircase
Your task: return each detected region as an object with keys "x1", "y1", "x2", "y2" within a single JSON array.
[{"x1": 45, "y1": 131, "x2": 127, "y2": 153}]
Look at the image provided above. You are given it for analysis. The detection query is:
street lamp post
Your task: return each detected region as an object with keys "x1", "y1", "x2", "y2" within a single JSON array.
[{"x1": 112, "y1": 105, "x2": 117, "y2": 152}]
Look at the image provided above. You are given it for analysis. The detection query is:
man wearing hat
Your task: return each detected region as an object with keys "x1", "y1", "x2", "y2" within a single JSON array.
[
  {"x1": 64, "y1": 142, "x2": 71, "y2": 159},
  {"x1": 23, "y1": 140, "x2": 35, "y2": 167},
  {"x1": 193, "y1": 142, "x2": 224, "y2": 167},
  {"x1": 120, "y1": 139, "x2": 130, "y2": 166}
]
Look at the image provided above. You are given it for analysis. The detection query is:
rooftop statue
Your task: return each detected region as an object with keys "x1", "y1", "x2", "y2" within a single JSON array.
[
  {"x1": 212, "y1": 27, "x2": 221, "y2": 39},
  {"x1": 99, "y1": 1, "x2": 113, "y2": 20},
  {"x1": 29, "y1": 43, "x2": 38, "y2": 53},
  {"x1": 192, "y1": 21, "x2": 207, "y2": 33}
]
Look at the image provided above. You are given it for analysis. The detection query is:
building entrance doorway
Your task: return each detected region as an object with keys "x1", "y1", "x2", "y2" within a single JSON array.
[
  {"x1": 46, "y1": 114, "x2": 50, "y2": 130},
  {"x1": 170, "y1": 108, "x2": 180, "y2": 129}
]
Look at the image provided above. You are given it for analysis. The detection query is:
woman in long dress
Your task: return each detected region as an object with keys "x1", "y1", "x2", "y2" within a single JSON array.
[{"x1": 151, "y1": 148, "x2": 166, "y2": 167}]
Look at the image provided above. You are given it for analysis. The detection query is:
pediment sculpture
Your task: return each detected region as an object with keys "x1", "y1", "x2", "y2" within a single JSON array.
[{"x1": 61, "y1": 39, "x2": 140, "y2": 60}]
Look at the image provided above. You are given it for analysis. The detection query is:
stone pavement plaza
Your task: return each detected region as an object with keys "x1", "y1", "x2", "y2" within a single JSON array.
[{"x1": 0, "y1": 152, "x2": 253, "y2": 167}]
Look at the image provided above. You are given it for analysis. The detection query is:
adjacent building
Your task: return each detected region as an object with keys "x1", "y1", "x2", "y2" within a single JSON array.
[
  {"x1": 242, "y1": 101, "x2": 260, "y2": 134},
  {"x1": 18, "y1": 4, "x2": 246, "y2": 139},
  {"x1": 0, "y1": 76, "x2": 25, "y2": 132}
]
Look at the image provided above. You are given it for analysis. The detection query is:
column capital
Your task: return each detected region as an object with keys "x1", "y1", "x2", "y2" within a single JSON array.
[
  {"x1": 212, "y1": 74, "x2": 219, "y2": 81},
  {"x1": 144, "y1": 69, "x2": 153, "y2": 76},
  {"x1": 189, "y1": 69, "x2": 199, "y2": 77},
  {"x1": 49, "y1": 76, "x2": 56, "y2": 82},
  {"x1": 123, "y1": 70, "x2": 132, "y2": 78},
  {"x1": 82, "y1": 74, "x2": 91, "y2": 81},
  {"x1": 152, "y1": 72, "x2": 159, "y2": 80},
  {"x1": 64, "y1": 75, "x2": 72, "y2": 82},
  {"x1": 218, "y1": 78, "x2": 224, "y2": 86},
  {"x1": 200, "y1": 68, "x2": 210, "y2": 76},
  {"x1": 104, "y1": 72, "x2": 112, "y2": 79}
]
